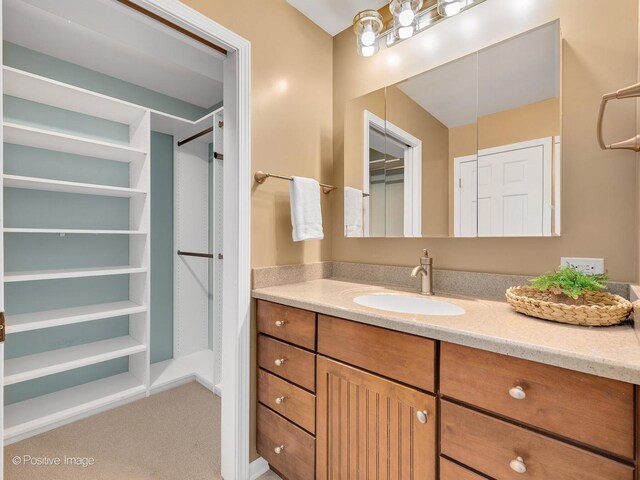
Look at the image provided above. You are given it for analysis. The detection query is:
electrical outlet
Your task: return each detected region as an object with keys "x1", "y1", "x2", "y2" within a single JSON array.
[{"x1": 560, "y1": 257, "x2": 605, "y2": 275}]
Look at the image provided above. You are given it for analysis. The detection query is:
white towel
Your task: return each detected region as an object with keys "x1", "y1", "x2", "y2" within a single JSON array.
[
  {"x1": 290, "y1": 176, "x2": 324, "y2": 241},
  {"x1": 344, "y1": 187, "x2": 364, "y2": 237}
]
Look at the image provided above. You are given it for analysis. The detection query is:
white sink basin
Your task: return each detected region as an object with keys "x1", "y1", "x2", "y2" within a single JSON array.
[{"x1": 353, "y1": 294, "x2": 465, "y2": 316}]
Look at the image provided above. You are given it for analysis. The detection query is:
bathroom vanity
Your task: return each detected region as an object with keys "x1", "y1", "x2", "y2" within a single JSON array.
[{"x1": 253, "y1": 279, "x2": 640, "y2": 480}]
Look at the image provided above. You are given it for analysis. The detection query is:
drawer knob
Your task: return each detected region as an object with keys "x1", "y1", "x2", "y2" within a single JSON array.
[
  {"x1": 274, "y1": 358, "x2": 286, "y2": 367},
  {"x1": 274, "y1": 445, "x2": 285, "y2": 455},
  {"x1": 509, "y1": 386, "x2": 526, "y2": 400},
  {"x1": 416, "y1": 410, "x2": 429, "y2": 424},
  {"x1": 275, "y1": 320, "x2": 285, "y2": 327},
  {"x1": 509, "y1": 456, "x2": 527, "y2": 473},
  {"x1": 275, "y1": 396, "x2": 286, "y2": 405}
]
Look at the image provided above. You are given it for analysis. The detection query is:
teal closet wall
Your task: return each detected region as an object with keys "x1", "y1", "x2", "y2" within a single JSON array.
[
  {"x1": 2, "y1": 43, "x2": 194, "y2": 403},
  {"x1": 150, "y1": 132, "x2": 174, "y2": 364}
]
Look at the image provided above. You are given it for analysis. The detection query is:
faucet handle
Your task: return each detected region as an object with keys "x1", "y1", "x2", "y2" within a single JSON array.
[{"x1": 420, "y1": 249, "x2": 433, "y2": 266}]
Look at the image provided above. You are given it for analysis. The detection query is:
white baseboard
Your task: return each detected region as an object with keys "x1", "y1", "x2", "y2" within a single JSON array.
[{"x1": 249, "y1": 457, "x2": 269, "y2": 480}]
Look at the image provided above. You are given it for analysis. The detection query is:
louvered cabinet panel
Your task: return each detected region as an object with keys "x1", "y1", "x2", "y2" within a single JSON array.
[{"x1": 316, "y1": 355, "x2": 436, "y2": 480}]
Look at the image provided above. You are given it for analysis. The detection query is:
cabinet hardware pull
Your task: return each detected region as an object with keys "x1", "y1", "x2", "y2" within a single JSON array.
[
  {"x1": 416, "y1": 410, "x2": 428, "y2": 424},
  {"x1": 275, "y1": 396, "x2": 286, "y2": 405},
  {"x1": 274, "y1": 445, "x2": 285, "y2": 455},
  {"x1": 274, "y1": 358, "x2": 286, "y2": 367},
  {"x1": 509, "y1": 386, "x2": 526, "y2": 400},
  {"x1": 275, "y1": 320, "x2": 285, "y2": 327},
  {"x1": 509, "y1": 456, "x2": 527, "y2": 473}
]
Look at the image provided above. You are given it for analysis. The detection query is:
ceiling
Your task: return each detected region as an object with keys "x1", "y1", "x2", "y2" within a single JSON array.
[
  {"x1": 396, "y1": 22, "x2": 560, "y2": 128},
  {"x1": 287, "y1": 0, "x2": 389, "y2": 36},
  {"x1": 3, "y1": 0, "x2": 225, "y2": 109}
]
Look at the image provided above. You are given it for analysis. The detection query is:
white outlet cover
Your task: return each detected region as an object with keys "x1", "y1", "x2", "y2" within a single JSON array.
[{"x1": 560, "y1": 257, "x2": 605, "y2": 275}]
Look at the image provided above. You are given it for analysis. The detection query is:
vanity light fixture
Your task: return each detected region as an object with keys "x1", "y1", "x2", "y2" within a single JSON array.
[
  {"x1": 390, "y1": 0, "x2": 422, "y2": 40},
  {"x1": 437, "y1": 0, "x2": 468, "y2": 17},
  {"x1": 353, "y1": 0, "x2": 485, "y2": 57},
  {"x1": 353, "y1": 10, "x2": 384, "y2": 57}
]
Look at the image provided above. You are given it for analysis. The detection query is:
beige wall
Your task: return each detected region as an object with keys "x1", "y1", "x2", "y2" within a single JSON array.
[
  {"x1": 478, "y1": 98, "x2": 560, "y2": 150},
  {"x1": 333, "y1": 0, "x2": 639, "y2": 281},
  {"x1": 183, "y1": 0, "x2": 334, "y2": 269},
  {"x1": 386, "y1": 86, "x2": 450, "y2": 236},
  {"x1": 344, "y1": 88, "x2": 385, "y2": 188}
]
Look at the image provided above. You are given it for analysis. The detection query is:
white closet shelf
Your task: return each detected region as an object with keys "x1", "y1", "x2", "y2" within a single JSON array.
[
  {"x1": 4, "y1": 228, "x2": 148, "y2": 235},
  {"x1": 5, "y1": 336, "x2": 146, "y2": 386},
  {"x1": 4, "y1": 372, "x2": 146, "y2": 442},
  {"x1": 6, "y1": 301, "x2": 147, "y2": 334},
  {"x1": 3, "y1": 123, "x2": 147, "y2": 164},
  {"x1": 3, "y1": 67, "x2": 147, "y2": 125},
  {"x1": 5, "y1": 266, "x2": 147, "y2": 283},
  {"x1": 4, "y1": 175, "x2": 146, "y2": 198}
]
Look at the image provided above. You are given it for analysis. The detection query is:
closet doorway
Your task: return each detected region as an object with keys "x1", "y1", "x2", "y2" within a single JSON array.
[{"x1": 0, "y1": 1, "x2": 251, "y2": 479}]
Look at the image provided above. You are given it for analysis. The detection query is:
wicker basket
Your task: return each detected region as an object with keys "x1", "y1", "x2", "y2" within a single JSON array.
[{"x1": 505, "y1": 286, "x2": 632, "y2": 327}]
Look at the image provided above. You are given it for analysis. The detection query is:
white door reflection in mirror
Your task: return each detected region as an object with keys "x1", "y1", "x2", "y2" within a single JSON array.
[
  {"x1": 455, "y1": 137, "x2": 554, "y2": 237},
  {"x1": 363, "y1": 111, "x2": 422, "y2": 237}
]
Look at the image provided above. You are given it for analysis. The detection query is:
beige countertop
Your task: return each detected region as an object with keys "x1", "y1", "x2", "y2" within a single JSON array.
[{"x1": 253, "y1": 278, "x2": 640, "y2": 385}]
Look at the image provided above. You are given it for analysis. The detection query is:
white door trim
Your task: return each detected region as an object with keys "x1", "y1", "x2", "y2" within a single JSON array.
[
  {"x1": 363, "y1": 110, "x2": 422, "y2": 237},
  {"x1": 453, "y1": 154, "x2": 478, "y2": 237},
  {"x1": 362, "y1": 110, "x2": 384, "y2": 237},
  {"x1": 554, "y1": 135, "x2": 561, "y2": 235},
  {"x1": 132, "y1": 2, "x2": 251, "y2": 479}
]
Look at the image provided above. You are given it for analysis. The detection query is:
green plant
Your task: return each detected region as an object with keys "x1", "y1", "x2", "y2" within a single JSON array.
[{"x1": 529, "y1": 267, "x2": 608, "y2": 300}]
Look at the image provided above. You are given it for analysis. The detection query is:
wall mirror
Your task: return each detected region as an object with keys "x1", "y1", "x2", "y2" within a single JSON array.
[{"x1": 343, "y1": 21, "x2": 561, "y2": 238}]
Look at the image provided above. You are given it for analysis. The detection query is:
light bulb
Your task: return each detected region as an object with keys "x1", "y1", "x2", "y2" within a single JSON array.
[
  {"x1": 398, "y1": 1, "x2": 415, "y2": 27},
  {"x1": 398, "y1": 24, "x2": 414, "y2": 39},
  {"x1": 361, "y1": 45, "x2": 375, "y2": 57},
  {"x1": 438, "y1": 0, "x2": 467, "y2": 17},
  {"x1": 445, "y1": 2, "x2": 461, "y2": 15},
  {"x1": 361, "y1": 24, "x2": 376, "y2": 46}
]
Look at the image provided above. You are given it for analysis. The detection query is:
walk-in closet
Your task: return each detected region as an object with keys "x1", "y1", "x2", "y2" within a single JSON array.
[{"x1": 0, "y1": 0, "x2": 227, "y2": 477}]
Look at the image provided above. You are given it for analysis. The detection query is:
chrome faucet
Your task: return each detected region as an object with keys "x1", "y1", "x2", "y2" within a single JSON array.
[{"x1": 411, "y1": 249, "x2": 434, "y2": 296}]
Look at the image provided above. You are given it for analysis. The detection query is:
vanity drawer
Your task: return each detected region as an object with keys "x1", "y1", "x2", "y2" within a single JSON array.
[
  {"x1": 257, "y1": 404, "x2": 315, "y2": 480},
  {"x1": 440, "y1": 342, "x2": 634, "y2": 459},
  {"x1": 440, "y1": 401, "x2": 634, "y2": 480},
  {"x1": 258, "y1": 369, "x2": 316, "y2": 434},
  {"x1": 257, "y1": 300, "x2": 316, "y2": 350},
  {"x1": 317, "y1": 315, "x2": 436, "y2": 392},
  {"x1": 440, "y1": 458, "x2": 486, "y2": 480},
  {"x1": 258, "y1": 334, "x2": 316, "y2": 392}
]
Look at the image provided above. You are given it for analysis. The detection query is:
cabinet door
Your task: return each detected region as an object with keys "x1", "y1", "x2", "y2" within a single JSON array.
[{"x1": 316, "y1": 356, "x2": 436, "y2": 480}]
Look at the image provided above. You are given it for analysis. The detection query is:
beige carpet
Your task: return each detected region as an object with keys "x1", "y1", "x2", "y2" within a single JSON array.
[{"x1": 5, "y1": 382, "x2": 220, "y2": 480}]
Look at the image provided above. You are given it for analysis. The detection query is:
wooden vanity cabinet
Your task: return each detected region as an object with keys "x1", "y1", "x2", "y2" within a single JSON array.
[
  {"x1": 255, "y1": 300, "x2": 639, "y2": 480},
  {"x1": 440, "y1": 342, "x2": 635, "y2": 459},
  {"x1": 317, "y1": 314, "x2": 436, "y2": 392},
  {"x1": 441, "y1": 401, "x2": 634, "y2": 480},
  {"x1": 316, "y1": 356, "x2": 437, "y2": 479},
  {"x1": 256, "y1": 300, "x2": 318, "y2": 480}
]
